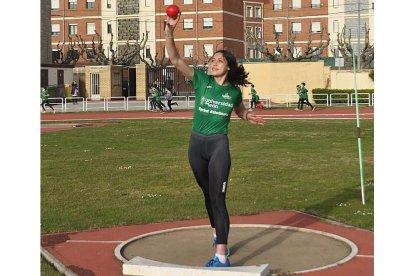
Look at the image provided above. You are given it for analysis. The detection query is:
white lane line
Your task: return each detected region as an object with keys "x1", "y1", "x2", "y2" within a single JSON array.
[
  {"x1": 356, "y1": 255, "x2": 374, "y2": 258},
  {"x1": 67, "y1": 240, "x2": 124, "y2": 244}
]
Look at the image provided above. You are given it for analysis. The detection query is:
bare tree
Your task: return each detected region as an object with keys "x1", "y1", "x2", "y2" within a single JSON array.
[
  {"x1": 246, "y1": 24, "x2": 330, "y2": 62},
  {"x1": 330, "y1": 24, "x2": 374, "y2": 68},
  {"x1": 53, "y1": 31, "x2": 150, "y2": 66}
]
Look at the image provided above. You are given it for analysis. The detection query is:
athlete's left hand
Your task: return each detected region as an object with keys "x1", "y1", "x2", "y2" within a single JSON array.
[{"x1": 247, "y1": 112, "x2": 266, "y2": 125}]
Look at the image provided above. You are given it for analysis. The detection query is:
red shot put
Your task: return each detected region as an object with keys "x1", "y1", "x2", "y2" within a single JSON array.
[{"x1": 166, "y1": 4, "x2": 180, "y2": 19}]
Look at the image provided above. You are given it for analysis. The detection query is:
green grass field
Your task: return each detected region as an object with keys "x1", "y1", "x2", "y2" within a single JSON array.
[{"x1": 41, "y1": 118, "x2": 374, "y2": 235}]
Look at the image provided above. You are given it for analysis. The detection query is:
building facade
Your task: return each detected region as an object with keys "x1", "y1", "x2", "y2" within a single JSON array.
[
  {"x1": 328, "y1": 0, "x2": 374, "y2": 57},
  {"x1": 47, "y1": 0, "x2": 373, "y2": 65}
]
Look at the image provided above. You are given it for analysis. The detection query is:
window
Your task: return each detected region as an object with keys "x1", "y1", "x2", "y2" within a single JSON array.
[
  {"x1": 311, "y1": 22, "x2": 321, "y2": 33},
  {"x1": 52, "y1": 50, "x2": 59, "y2": 62},
  {"x1": 146, "y1": 46, "x2": 151, "y2": 58},
  {"x1": 333, "y1": 0, "x2": 339, "y2": 8},
  {"x1": 248, "y1": 48, "x2": 254, "y2": 58},
  {"x1": 255, "y1": 7, "x2": 262, "y2": 18},
  {"x1": 203, "y1": 44, "x2": 214, "y2": 57},
  {"x1": 292, "y1": 22, "x2": 301, "y2": 33},
  {"x1": 69, "y1": 49, "x2": 78, "y2": 60},
  {"x1": 87, "y1": 49, "x2": 94, "y2": 59},
  {"x1": 311, "y1": 0, "x2": 320, "y2": 8},
  {"x1": 86, "y1": 0, "x2": 95, "y2": 9},
  {"x1": 333, "y1": 20, "x2": 339, "y2": 33},
  {"x1": 246, "y1": 6, "x2": 253, "y2": 17},
  {"x1": 164, "y1": 0, "x2": 173, "y2": 5},
  {"x1": 255, "y1": 27, "x2": 262, "y2": 38},
  {"x1": 184, "y1": 0, "x2": 192, "y2": 4},
  {"x1": 51, "y1": 0, "x2": 59, "y2": 10},
  {"x1": 68, "y1": 0, "x2": 77, "y2": 9},
  {"x1": 273, "y1": 0, "x2": 282, "y2": 10},
  {"x1": 145, "y1": 0, "x2": 150, "y2": 7},
  {"x1": 292, "y1": 0, "x2": 301, "y2": 9},
  {"x1": 203, "y1": 0, "x2": 213, "y2": 3},
  {"x1": 203, "y1": 18, "x2": 213, "y2": 30},
  {"x1": 246, "y1": 26, "x2": 253, "y2": 36},
  {"x1": 87, "y1": 23, "x2": 96, "y2": 35},
  {"x1": 107, "y1": 0, "x2": 111, "y2": 8},
  {"x1": 274, "y1": 47, "x2": 283, "y2": 56},
  {"x1": 184, "y1": 45, "x2": 193, "y2": 58},
  {"x1": 274, "y1": 23, "x2": 283, "y2": 34},
  {"x1": 312, "y1": 47, "x2": 321, "y2": 56},
  {"x1": 294, "y1": 47, "x2": 302, "y2": 57},
  {"x1": 51, "y1": 24, "x2": 60, "y2": 36},
  {"x1": 69, "y1": 24, "x2": 78, "y2": 35},
  {"x1": 183, "y1": 19, "x2": 193, "y2": 30},
  {"x1": 107, "y1": 22, "x2": 112, "y2": 34}
]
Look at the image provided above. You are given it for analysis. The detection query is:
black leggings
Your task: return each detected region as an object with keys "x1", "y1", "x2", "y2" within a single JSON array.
[
  {"x1": 41, "y1": 100, "x2": 54, "y2": 111},
  {"x1": 299, "y1": 98, "x2": 314, "y2": 110},
  {"x1": 188, "y1": 131, "x2": 231, "y2": 244}
]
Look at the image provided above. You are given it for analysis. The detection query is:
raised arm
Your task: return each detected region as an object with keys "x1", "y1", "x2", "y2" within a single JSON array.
[
  {"x1": 165, "y1": 14, "x2": 194, "y2": 80},
  {"x1": 234, "y1": 101, "x2": 266, "y2": 126}
]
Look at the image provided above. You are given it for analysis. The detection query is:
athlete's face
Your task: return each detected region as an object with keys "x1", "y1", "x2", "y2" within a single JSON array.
[{"x1": 207, "y1": 52, "x2": 229, "y2": 77}]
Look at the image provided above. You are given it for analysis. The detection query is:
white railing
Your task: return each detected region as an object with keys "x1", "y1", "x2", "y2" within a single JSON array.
[
  {"x1": 330, "y1": 93, "x2": 350, "y2": 106},
  {"x1": 127, "y1": 97, "x2": 146, "y2": 111},
  {"x1": 350, "y1": 93, "x2": 371, "y2": 107},
  {"x1": 86, "y1": 97, "x2": 106, "y2": 111},
  {"x1": 286, "y1": 94, "x2": 300, "y2": 107},
  {"x1": 166, "y1": 96, "x2": 188, "y2": 110},
  {"x1": 187, "y1": 96, "x2": 196, "y2": 108},
  {"x1": 48, "y1": 97, "x2": 64, "y2": 112},
  {"x1": 43, "y1": 93, "x2": 373, "y2": 114},
  {"x1": 64, "y1": 97, "x2": 85, "y2": 112},
  {"x1": 249, "y1": 97, "x2": 271, "y2": 108},
  {"x1": 312, "y1": 94, "x2": 329, "y2": 106},
  {"x1": 106, "y1": 96, "x2": 126, "y2": 111}
]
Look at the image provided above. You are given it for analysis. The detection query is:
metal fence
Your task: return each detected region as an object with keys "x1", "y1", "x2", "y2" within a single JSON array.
[{"x1": 41, "y1": 93, "x2": 374, "y2": 113}]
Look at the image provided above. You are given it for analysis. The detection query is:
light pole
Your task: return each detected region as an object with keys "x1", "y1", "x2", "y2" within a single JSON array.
[{"x1": 357, "y1": 0, "x2": 361, "y2": 71}]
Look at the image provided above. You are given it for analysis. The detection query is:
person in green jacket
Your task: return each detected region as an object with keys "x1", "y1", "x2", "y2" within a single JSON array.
[
  {"x1": 165, "y1": 13, "x2": 265, "y2": 268},
  {"x1": 297, "y1": 82, "x2": 315, "y2": 111},
  {"x1": 150, "y1": 85, "x2": 165, "y2": 113},
  {"x1": 40, "y1": 87, "x2": 55, "y2": 114},
  {"x1": 249, "y1": 84, "x2": 259, "y2": 109}
]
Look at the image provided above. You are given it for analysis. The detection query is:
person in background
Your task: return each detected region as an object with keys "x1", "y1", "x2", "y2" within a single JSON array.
[
  {"x1": 151, "y1": 85, "x2": 165, "y2": 114},
  {"x1": 165, "y1": 13, "x2": 266, "y2": 268},
  {"x1": 297, "y1": 82, "x2": 316, "y2": 111},
  {"x1": 165, "y1": 87, "x2": 178, "y2": 112},
  {"x1": 249, "y1": 84, "x2": 258, "y2": 110},
  {"x1": 71, "y1": 81, "x2": 78, "y2": 104},
  {"x1": 40, "y1": 87, "x2": 55, "y2": 114}
]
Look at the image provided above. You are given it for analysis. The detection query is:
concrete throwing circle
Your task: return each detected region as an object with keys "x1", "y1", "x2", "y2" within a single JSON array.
[{"x1": 115, "y1": 224, "x2": 358, "y2": 274}]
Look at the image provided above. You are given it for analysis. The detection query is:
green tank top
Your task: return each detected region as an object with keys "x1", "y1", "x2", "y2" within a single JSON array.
[{"x1": 190, "y1": 69, "x2": 242, "y2": 135}]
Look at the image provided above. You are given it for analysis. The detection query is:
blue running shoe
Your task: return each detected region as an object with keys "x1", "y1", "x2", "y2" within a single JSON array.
[
  {"x1": 205, "y1": 256, "x2": 230, "y2": 267},
  {"x1": 212, "y1": 236, "x2": 231, "y2": 257}
]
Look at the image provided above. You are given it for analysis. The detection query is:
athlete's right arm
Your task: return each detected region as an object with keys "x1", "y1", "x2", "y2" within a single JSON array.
[{"x1": 165, "y1": 15, "x2": 194, "y2": 81}]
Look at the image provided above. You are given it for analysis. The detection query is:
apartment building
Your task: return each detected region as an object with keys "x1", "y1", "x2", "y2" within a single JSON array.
[
  {"x1": 48, "y1": 0, "x2": 373, "y2": 65},
  {"x1": 51, "y1": 0, "x2": 102, "y2": 65},
  {"x1": 155, "y1": 0, "x2": 245, "y2": 65},
  {"x1": 328, "y1": 0, "x2": 374, "y2": 57},
  {"x1": 262, "y1": 0, "x2": 330, "y2": 58}
]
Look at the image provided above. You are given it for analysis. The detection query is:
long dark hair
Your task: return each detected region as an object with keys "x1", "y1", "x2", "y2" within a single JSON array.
[{"x1": 215, "y1": 50, "x2": 250, "y2": 87}]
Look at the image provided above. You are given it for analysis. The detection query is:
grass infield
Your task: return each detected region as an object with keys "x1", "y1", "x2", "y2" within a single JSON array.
[{"x1": 41, "y1": 118, "x2": 373, "y2": 234}]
